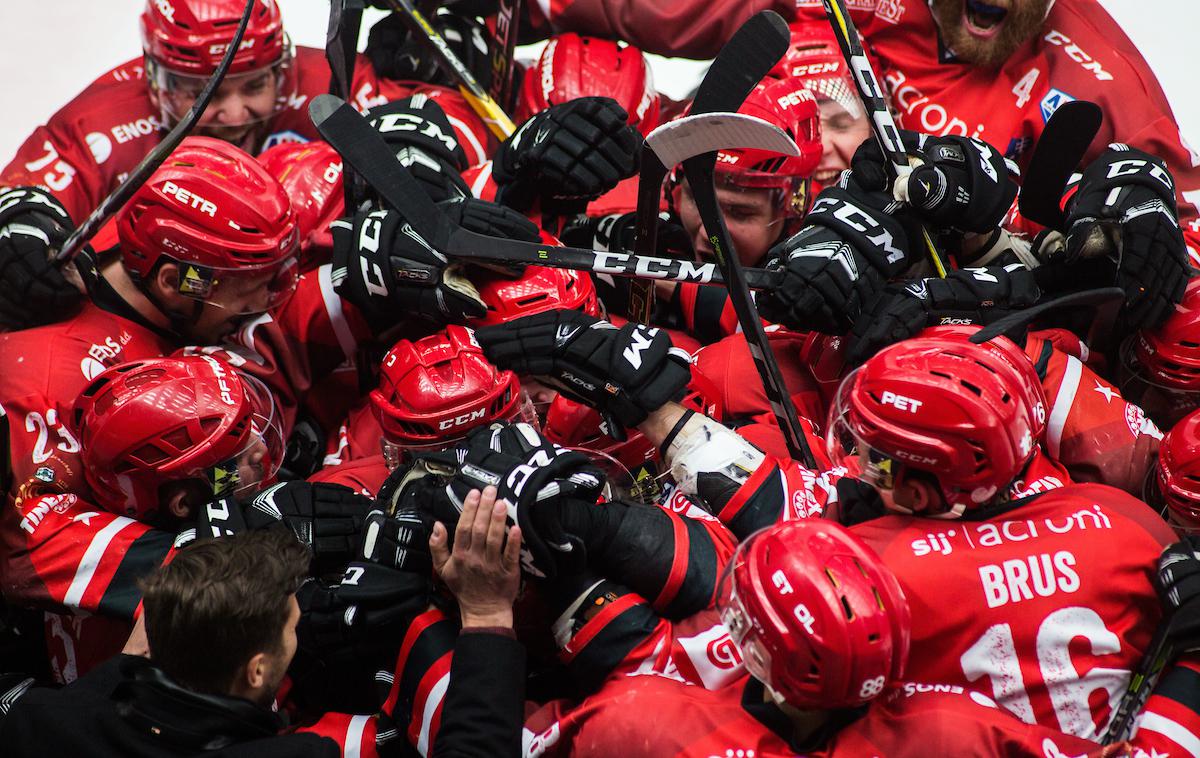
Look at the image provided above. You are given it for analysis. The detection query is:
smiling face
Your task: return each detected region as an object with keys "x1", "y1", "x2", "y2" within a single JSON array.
[{"x1": 928, "y1": 0, "x2": 1053, "y2": 68}]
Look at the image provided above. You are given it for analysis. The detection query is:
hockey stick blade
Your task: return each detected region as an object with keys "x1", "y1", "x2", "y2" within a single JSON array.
[
  {"x1": 968, "y1": 286, "x2": 1124, "y2": 345},
  {"x1": 1018, "y1": 100, "x2": 1103, "y2": 229},
  {"x1": 692, "y1": 12, "x2": 790, "y2": 115},
  {"x1": 644, "y1": 113, "x2": 800, "y2": 171},
  {"x1": 310, "y1": 94, "x2": 783, "y2": 289},
  {"x1": 54, "y1": 0, "x2": 256, "y2": 265}
]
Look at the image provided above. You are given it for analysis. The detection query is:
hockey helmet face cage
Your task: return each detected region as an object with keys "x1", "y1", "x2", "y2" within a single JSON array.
[
  {"x1": 827, "y1": 334, "x2": 1046, "y2": 516},
  {"x1": 516, "y1": 33, "x2": 661, "y2": 136},
  {"x1": 473, "y1": 266, "x2": 602, "y2": 327},
  {"x1": 770, "y1": 22, "x2": 865, "y2": 122},
  {"x1": 118, "y1": 136, "x2": 300, "y2": 315},
  {"x1": 72, "y1": 355, "x2": 284, "y2": 521},
  {"x1": 1153, "y1": 409, "x2": 1200, "y2": 532},
  {"x1": 716, "y1": 519, "x2": 910, "y2": 709},
  {"x1": 543, "y1": 396, "x2": 661, "y2": 504},
  {"x1": 142, "y1": 0, "x2": 295, "y2": 127},
  {"x1": 372, "y1": 326, "x2": 534, "y2": 470},
  {"x1": 258, "y1": 141, "x2": 344, "y2": 266}
]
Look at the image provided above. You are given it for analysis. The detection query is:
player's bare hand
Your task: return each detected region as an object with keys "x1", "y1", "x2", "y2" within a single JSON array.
[{"x1": 430, "y1": 486, "x2": 521, "y2": 628}]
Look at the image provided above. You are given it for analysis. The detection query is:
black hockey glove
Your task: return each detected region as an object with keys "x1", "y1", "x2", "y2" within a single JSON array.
[
  {"x1": 193, "y1": 482, "x2": 375, "y2": 578},
  {"x1": 0, "y1": 187, "x2": 86, "y2": 330},
  {"x1": 1062, "y1": 144, "x2": 1190, "y2": 332},
  {"x1": 493, "y1": 97, "x2": 640, "y2": 214},
  {"x1": 331, "y1": 207, "x2": 486, "y2": 330},
  {"x1": 438, "y1": 196, "x2": 541, "y2": 242},
  {"x1": 363, "y1": 98, "x2": 472, "y2": 203},
  {"x1": 364, "y1": 11, "x2": 493, "y2": 93},
  {"x1": 851, "y1": 130, "x2": 1018, "y2": 234},
  {"x1": 383, "y1": 422, "x2": 606, "y2": 580},
  {"x1": 559, "y1": 211, "x2": 691, "y2": 259},
  {"x1": 297, "y1": 561, "x2": 432, "y2": 659},
  {"x1": 358, "y1": 508, "x2": 434, "y2": 575},
  {"x1": 476, "y1": 309, "x2": 693, "y2": 428},
  {"x1": 846, "y1": 264, "x2": 1041, "y2": 365},
  {"x1": 759, "y1": 182, "x2": 914, "y2": 334},
  {"x1": 1156, "y1": 536, "x2": 1200, "y2": 653}
]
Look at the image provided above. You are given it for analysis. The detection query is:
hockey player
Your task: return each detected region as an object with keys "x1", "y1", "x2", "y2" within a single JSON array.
[
  {"x1": 257, "y1": 141, "x2": 344, "y2": 271},
  {"x1": 1120, "y1": 277, "x2": 1200, "y2": 428},
  {"x1": 1148, "y1": 408, "x2": 1200, "y2": 533}
]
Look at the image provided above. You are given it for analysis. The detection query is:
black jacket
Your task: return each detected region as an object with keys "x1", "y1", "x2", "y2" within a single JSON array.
[{"x1": 0, "y1": 655, "x2": 339, "y2": 757}]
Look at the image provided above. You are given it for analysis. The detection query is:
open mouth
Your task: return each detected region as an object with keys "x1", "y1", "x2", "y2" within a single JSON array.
[{"x1": 963, "y1": 0, "x2": 1008, "y2": 38}]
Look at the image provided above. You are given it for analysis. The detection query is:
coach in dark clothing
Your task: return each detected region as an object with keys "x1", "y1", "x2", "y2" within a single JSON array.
[{"x1": 0, "y1": 486, "x2": 527, "y2": 757}]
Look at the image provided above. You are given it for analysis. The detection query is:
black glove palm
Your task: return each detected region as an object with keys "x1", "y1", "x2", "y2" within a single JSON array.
[{"x1": 0, "y1": 187, "x2": 86, "y2": 330}]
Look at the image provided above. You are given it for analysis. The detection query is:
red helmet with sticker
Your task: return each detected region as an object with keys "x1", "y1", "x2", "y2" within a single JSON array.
[
  {"x1": 1154, "y1": 408, "x2": 1200, "y2": 531},
  {"x1": 829, "y1": 332, "x2": 1047, "y2": 516},
  {"x1": 1132, "y1": 278, "x2": 1200, "y2": 392},
  {"x1": 71, "y1": 355, "x2": 284, "y2": 522},
  {"x1": 516, "y1": 33, "x2": 661, "y2": 136},
  {"x1": 716, "y1": 519, "x2": 910, "y2": 709},
  {"x1": 371, "y1": 326, "x2": 530, "y2": 467},
  {"x1": 715, "y1": 78, "x2": 822, "y2": 191},
  {"x1": 473, "y1": 266, "x2": 602, "y2": 326},
  {"x1": 118, "y1": 136, "x2": 299, "y2": 314},
  {"x1": 258, "y1": 140, "x2": 344, "y2": 266}
]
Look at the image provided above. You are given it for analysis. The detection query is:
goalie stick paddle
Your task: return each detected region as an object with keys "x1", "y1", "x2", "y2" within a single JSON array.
[
  {"x1": 378, "y1": 0, "x2": 516, "y2": 139},
  {"x1": 1017, "y1": 100, "x2": 1103, "y2": 229},
  {"x1": 629, "y1": 9, "x2": 794, "y2": 324},
  {"x1": 822, "y1": 0, "x2": 950, "y2": 279},
  {"x1": 309, "y1": 94, "x2": 785, "y2": 289},
  {"x1": 54, "y1": 0, "x2": 257, "y2": 265},
  {"x1": 673, "y1": 11, "x2": 820, "y2": 469}
]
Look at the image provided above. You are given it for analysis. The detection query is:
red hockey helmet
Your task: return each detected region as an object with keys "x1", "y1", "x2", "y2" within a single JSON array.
[
  {"x1": 472, "y1": 266, "x2": 602, "y2": 327},
  {"x1": 716, "y1": 519, "x2": 910, "y2": 709},
  {"x1": 118, "y1": 136, "x2": 299, "y2": 314},
  {"x1": 829, "y1": 333, "x2": 1047, "y2": 516},
  {"x1": 1152, "y1": 408, "x2": 1200, "y2": 532},
  {"x1": 258, "y1": 140, "x2": 344, "y2": 267},
  {"x1": 371, "y1": 326, "x2": 533, "y2": 468},
  {"x1": 1130, "y1": 278, "x2": 1200, "y2": 391},
  {"x1": 770, "y1": 22, "x2": 867, "y2": 122},
  {"x1": 72, "y1": 355, "x2": 284, "y2": 522},
  {"x1": 516, "y1": 33, "x2": 661, "y2": 136},
  {"x1": 141, "y1": 0, "x2": 296, "y2": 124}
]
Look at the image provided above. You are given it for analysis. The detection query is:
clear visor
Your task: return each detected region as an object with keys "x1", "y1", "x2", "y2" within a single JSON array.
[
  {"x1": 151, "y1": 42, "x2": 296, "y2": 129},
  {"x1": 210, "y1": 372, "x2": 285, "y2": 499},
  {"x1": 716, "y1": 544, "x2": 773, "y2": 686},
  {"x1": 562, "y1": 445, "x2": 666, "y2": 505},
  {"x1": 176, "y1": 256, "x2": 299, "y2": 316},
  {"x1": 380, "y1": 392, "x2": 539, "y2": 471}
]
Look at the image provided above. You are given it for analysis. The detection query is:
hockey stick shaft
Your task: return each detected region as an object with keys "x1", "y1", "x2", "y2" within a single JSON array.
[
  {"x1": 54, "y1": 0, "x2": 257, "y2": 265},
  {"x1": 326, "y1": 0, "x2": 364, "y2": 216},
  {"x1": 821, "y1": 0, "x2": 949, "y2": 278},
  {"x1": 489, "y1": 0, "x2": 521, "y2": 107},
  {"x1": 309, "y1": 95, "x2": 782, "y2": 289},
  {"x1": 1104, "y1": 622, "x2": 1174, "y2": 743},
  {"x1": 675, "y1": 11, "x2": 819, "y2": 468},
  {"x1": 1018, "y1": 100, "x2": 1102, "y2": 229},
  {"x1": 379, "y1": 0, "x2": 517, "y2": 139}
]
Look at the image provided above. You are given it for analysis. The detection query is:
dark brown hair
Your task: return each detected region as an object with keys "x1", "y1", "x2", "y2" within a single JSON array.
[{"x1": 140, "y1": 528, "x2": 310, "y2": 696}]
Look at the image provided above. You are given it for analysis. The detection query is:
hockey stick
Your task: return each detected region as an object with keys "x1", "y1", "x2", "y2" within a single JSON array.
[
  {"x1": 326, "y1": 0, "x2": 364, "y2": 216},
  {"x1": 1104, "y1": 622, "x2": 1174, "y2": 744},
  {"x1": 310, "y1": 94, "x2": 784, "y2": 289},
  {"x1": 821, "y1": 0, "x2": 949, "y2": 279},
  {"x1": 669, "y1": 11, "x2": 819, "y2": 469},
  {"x1": 1017, "y1": 100, "x2": 1103, "y2": 229},
  {"x1": 377, "y1": 0, "x2": 516, "y2": 139},
  {"x1": 489, "y1": 0, "x2": 520, "y2": 108},
  {"x1": 54, "y1": 0, "x2": 257, "y2": 265},
  {"x1": 967, "y1": 286, "x2": 1125, "y2": 346}
]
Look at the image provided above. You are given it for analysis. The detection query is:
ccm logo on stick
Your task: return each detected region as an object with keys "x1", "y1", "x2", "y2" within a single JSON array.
[{"x1": 880, "y1": 391, "x2": 923, "y2": 413}]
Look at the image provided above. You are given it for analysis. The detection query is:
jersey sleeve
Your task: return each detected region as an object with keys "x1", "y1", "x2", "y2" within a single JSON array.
[
  {"x1": 0, "y1": 493, "x2": 174, "y2": 620},
  {"x1": 1130, "y1": 655, "x2": 1200, "y2": 758},
  {"x1": 529, "y1": 0, "x2": 797, "y2": 58}
]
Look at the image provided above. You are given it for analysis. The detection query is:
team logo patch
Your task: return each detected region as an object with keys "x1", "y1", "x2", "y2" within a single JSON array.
[{"x1": 1040, "y1": 88, "x2": 1075, "y2": 123}]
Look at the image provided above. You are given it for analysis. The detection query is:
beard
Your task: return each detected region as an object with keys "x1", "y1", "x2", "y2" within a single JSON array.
[{"x1": 928, "y1": 0, "x2": 1052, "y2": 68}]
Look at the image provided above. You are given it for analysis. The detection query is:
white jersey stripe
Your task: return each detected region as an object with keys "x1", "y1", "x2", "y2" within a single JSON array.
[
  {"x1": 344, "y1": 714, "x2": 370, "y2": 758},
  {"x1": 64, "y1": 516, "x2": 136, "y2": 608},
  {"x1": 1046, "y1": 354, "x2": 1082, "y2": 460},
  {"x1": 1135, "y1": 711, "x2": 1200, "y2": 757},
  {"x1": 318, "y1": 264, "x2": 357, "y2": 361},
  {"x1": 416, "y1": 672, "x2": 451, "y2": 757}
]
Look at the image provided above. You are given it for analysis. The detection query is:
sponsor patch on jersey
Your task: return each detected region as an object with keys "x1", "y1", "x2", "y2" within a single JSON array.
[
  {"x1": 1004, "y1": 136, "x2": 1033, "y2": 162},
  {"x1": 1040, "y1": 88, "x2": 1076, "y2": 124},
  {"x1": 85, "y1": 132, "x2": 113, "y2": 165}
]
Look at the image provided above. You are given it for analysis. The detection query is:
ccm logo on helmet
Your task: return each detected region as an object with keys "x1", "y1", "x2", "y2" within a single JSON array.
[
  {"x1": 880, "y1": 391, "x2": 923, "y2": 413},
  {"x1": 438, "y1": 408, "x2": 486, "y2": 430},
  {"x1": 788, "y1": 61, "x2": 840, "y2": 78},
  {"x1": 161, "y1": 181, "x2": 217, "y2": 217}
]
